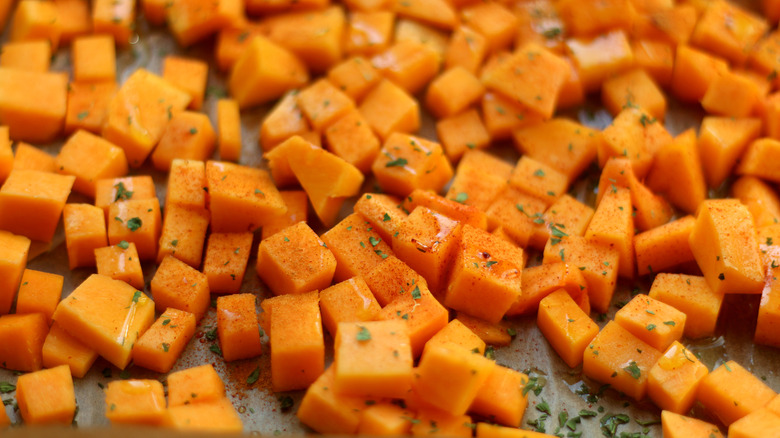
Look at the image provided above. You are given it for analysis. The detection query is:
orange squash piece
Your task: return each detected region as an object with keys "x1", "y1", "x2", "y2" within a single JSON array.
[
  {"x1": 150, "y1": 255, "x2": 210, "y2": 321},
  {"x1": 697, "y1": 360, "x2": 777, "y2": 426},
  {"x1": 162, "y1": 56, "x2": 208, "y2": 111},
  {"x1": 104, "y1": 379, "x2": 167, "y2": 426},
  {"x1": 94, "y1": 175, "x2": 157, "y2": 220},
  {"x1": 634, "y1": 216, "x2": 696, "y2": 276},
  {"x1": 345, "y1": 11, "x2": 394, "y2": 57},
  {"x1": 63, "y1": 203, "x2": 108, "y2": 269},
  {"x1": 16, "y1": 365, "x2": 75, "y2": 425},
  {"x1": 469, "y1": 365, "x2": 529, "y2": 428},
  {"x1": 202, "y1": 232, "x2": 253, "y2": 294},
  {"x1": 217, "y1": 293, "x2": 262, "y2": 362},
  {"x1": 167, "y1": 364, "x2": 225, "y2": 407},
  {"x1": 649, "y1": 273, "x2": 724, "y2": 339},
  {"x1": 661, "y1": 411, "x2": 724, "y2": 438},
  {"x1": 0, "y1": 40, "x2": 51, "y2": 73},
  {"x1": 321, "y1": 213, "x2": 396, "y2": 282},
  {"x1": 57, "y1": 130, "x2": 128, "y2": 198},
  {"x1": 297, "y1": 366, "x2": 368, "y2": 434},
  {"x1": 0, "y1": 312, "x2": 48, "y2": 372},
  {"x1": 507, "y1": 262, "x2": 587, "y2": 316},
  {"x1": 132, "y1": 308, "x2": 196, "y2": 373},
  {"x1": 0, "y1": 169, "x2": 75, "y2": 243},
  {"x1": 0, "y1": 230, "x2": 30, "y2": 315},
  {"x1": 0, "y1": 68, "x2": 68, "y2": 143},
  {"x1": 95, "y1": 242, "x2": 144, "y2": 290},
  {"x1": 164, "y1": 398, "x2": 243, "y2": 432},
  {"x1": 537, "y1": 289, "x2": 599, "y2": 368},
  {"x1": 166, "y1": 0, "x2": 242, "y2": 48},
  {"x1": 216, "y1": 99, "x2": 241, "y2": 162},
  {"x1": 156, "y1": 204, "x2": 209, "y2": 268},
  {"x1": 107, "y1": 198, "x2": 162, "y2": 261},
  {"x1": 583, "y1": 321, "x2": 663, "y2": 401},
  {"x1": 614, "y1": 294, "x2": 687, "y2": 352},
  {"x1": 151, "y1": 111, "x2": 216, "y2": 172},
  {"x1": 15, "y1": 269, "x2": 63, "y2": 324},
  {"x1": 690, "y1": 0, "x2": 768, "y2": 65},
  {"x1": 424, "y1": 319, "x2": 486, "y2": 357},
  {"x1": 372, "y1": 133, "x2": 453, "y2": 197},
  {"x1": 319, "y1": 277, "x2": 381, "y2": 337},
  {"x1": 72, "y1": 35, "x2": 116, "y2": 83},
  {"x1": 647, "y1": 341, "x2": 708, "y2": 414},
  {"x1": 565, "y1": 30, "x2": 634, "y2": 93},
  {"x1": 41, "y1": 322, "x2": 97, "y2": 378},
  {"x1": 64, "y1": 81, "x2": 118, "y2": 135},
  {"x1": 358, "y1": 79, "x2": 420, "y2": 141},
  {"x1": 261, "y1": 291, "x2": 324, "y2": 391}
]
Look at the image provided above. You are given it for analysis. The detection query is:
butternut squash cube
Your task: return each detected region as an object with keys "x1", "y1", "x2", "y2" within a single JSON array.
[
  {"x1": 690, "y1": 0, "x2": 768, "y2": 65},
  {"x1": 162, "y1": 56, "x2": 208, "y2": 111},
  {"x1": 107, "y1": 198, "x2": 162, "y2": 261},
  {"x1": 701, "y1": 71, "x2": 762, "y2": 118},
  {"x1": 95, "y1": 175, "x2": 157, "y2": 220},
  {"x1": 52, "y1": 274, "x2": 154, "y2": 369},
  {"x1": 12, "y1": 142, "x2": 55, "y2": 173},
  {"x1": 485, "y1": 186, "x2": 547, "y2": 248},
  {"x1": 358, "y1": 79, "x2": 420, "y2": 141},
  {"x1": 697, "y1": 360, "x2": 776, "y2": 426},
  {"x1": 393, "y1": 206, "x2": 462, "y2": 294},
  {"x1": 380, "y1": 287, "x2": 448, "y2": 358},
  {"x1": 321, "y1": 213, "x2": 395, "y2": 282},
  {"x1": 372, "y1": 133, "x2": 453, "y2": 197},
  {"x1": 327, "y1": 56, "x2": 382, "y2": 103},
  {"x1": 261, "y1": 190, "x2": 308, "y2": 241},
  {"x1": 634, "y1": 216, "x2": 696, "y2": 276},
  {"x1": 414, "y1": 343, "x2": 496, "y2": 415},
  {"x1": 324, "y1": 110, "x2": 380, "y2": 174},
  {"x1": 297, "y1": 366, "x2": 367, "y2": 434},
  {"x1": 259, "y1": 91, "x2": 310, "y2": 152},
  {"x1": 256, "y1": 221, "x2": 337, "y2": 296},
  {"x1": 729, "y1": 408, "x2": 780, "y2": 438},
  {"x1": 15, "y1": 269, "x2": 63, "y2": 324},
  {"x1": 92, "y1": 0, "x2": 134, "y2": 46},
  {"x1": 217, "y1": 293, "x2": 262, "y2": 362},
  {"x1": 156, "y1": 204, "x2": 209, "y2": 268},
  {"x1": 345, "y1": 11, "x2": 394, "y2": 57},
  {"x1": 151, "y1": 111, "x2": 216, "y2": 172},
  {"x1": 95, "y1": 242, "x2": 144, "y2": 290},
  {"x1": 102, "y1": 69, "x2": 191, "y2": 167},
  {"x1": 41, "y1": 322, "x2": 97, "y2": 378},
  {"x1": 445, "y1": 25, "x2": 488, "y2": 74},
  {"x1": 353, "y1": 193, "x2": 407, "y2": 244},
  {"x1": 216, "y1": 99, "x2": 241, "y2": 162},
  {"x1": 469, "y1": 365, "x2": 529, "y2": 428},
  {"x1": 507, "y1": 262, "x2": 588, "y2": 316},
  {"x1": 426, "y1": 67, "x2": 485, "y2": 119},
  {"x1": 508, "y1": 156, "x2": 568, "y2": 206},
  {"x1": 689, "y1": 199, "x2": 764, "y2": 295},
  {"x1": 512, "y1": 118, "x2": 600, "y2": 183},
  {"x1": 456, "y1": 313, "x2": 513, "y2": 347},
  {"x1": 648, "y1": 341, "x2": 708, "y2": 414},
  {"x1": 444, "y1": 225, "x2": 523, "y2": 323},
  {"x1": 649, "y1": 273, "x2": 723, "y2": 339},
  {"x1": 164, "y1": 398, "x2": 243, "y2": 432},
  {"x1": 357, "y1": 402, "x2": 414, "y2": 436},
  {"x1": 320, "y1": 277, "x2": 382, "y2": 337},
  {"x1": 482, "y1": 43, "x2": 569, "y2": 119},
  {"x1": 614, "y1": 294, "x2": 687, "y2": 352},
  {"x1": 631, "y1": 39, "x2": 675, "y2": 88},
  {"x1": 582, "y1": 321, "x2": 662, "y2": 401},
  {"x1": 371, "y1": 41, "x2": 439, "y2": 95},
  {"x1": 56, "y1": 130, "x2": 128, "y2": 198},
  {"x1": 585, "y1": 186, "x2": 635, "y2": 278},
  {"x1": 528, "y1": 194, "x2": 596, "y2": 250},
  {"x1": 151, "y1": 256, "x2": 210, "y2": 321},
  {"x1": 565, "y1": 30, "x2": 634, "y2": 92},
  {"x1": 756, "y1": 258, "x2": 780, "y2": 348},
  {"x1": 133, "y1": 308, "x2": 196, "y2": 373},
  {"x1": 229, "y1": 36, "x2": 309, "y2": 109},
  {"x1": 261, "y1": 291, "x2": 324, "y2": 391},
  {"x1": 403, "y1": 189, "x2": 488, "y2": 230},
  {"x1": 206, "y1": 161, "x2": 286, "y2": 233},
  {"x1": 599, "y1": 106, "x2": 671, "y2": 180},
  {"x1": 166, "y1": 0, "x2": 242, "y2": 47},
  {"x1": 63, "y1": 203, "x2": 107, "y2": 269},
  {"x1": 670, "y1": 45, "x2": 729, "y2": 103},
  {"x1": 436, "y1": 109, "x2": 490, "y2": 163},
  {"x1": 475, "y1": 423, "x2": 555, "y2": 438},
  {"x1": 363, "y1": 255, "x2": 428, "y2": 307},
  {"x1": 72, "y1": 35, "x2": 116, "y2": 83},
  {"x1": 481, "y1": 91, "x2": 545, "y2": 141},
  {"x1": 537, "y1": 289, "x2": 599, "y2": 368},
  {"x1": 661, "y1": 411, "x2": 724, "y2": 438},
  {"x1": 424, "y1": 319, "x2": 486, "y2": 357},
  {"x1": 736, "y1": 138, "x2": 780, "y2": 183},
  {"x1": 0, "y1": 230, "x2": 30, "y2": 315},
  {"x1": 0, "y1": 169, "x2": 75, "y2": 242},
  {"x1": 0, "y1": 313, "x2": 47, "y2": 371},
  {"x1": 105, "y1": 379, "x2": 166, "y2": 425},
  {"x1": 64, "y1": 81, "x2": 117, "y2": 135},
  {"x1": 0, "y1": 40, "x2": 51, "y2": 73},
  {"x1": 166, "y1": 159, "x2": 206, "y2": 210},
  {"x1": 9, "y1": 0, "x2": 61, "y2": 48},
  {"x1": 410, "y1": 408, "x2": 473, "y2": 437},
  {"x1": 602, "y1": 68, "x2": 666, "y2": 120},
  {"x1": 732, "y1": 176, "x2": 780, "y2": 228},
  {"x1": 167, "y1": 364, "x2": 225, "y2": 407},
  {"x1": 0, "y1": 67, "x2": 67, "y2": 143},
  {"x1": 334, "y1": 320, "x2": 413, "y2": 398},
  {"x1": 16, "y1": 365, "x2": 75, "y2": 425},
  {"x1": 202, "y1": 232, "x2": 253, "y2": 294},
  {"x1": 297, "y1": 78, "x2": 356, "y2": 131}
]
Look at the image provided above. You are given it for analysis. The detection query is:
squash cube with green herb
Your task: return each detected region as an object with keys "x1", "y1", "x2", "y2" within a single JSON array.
[
  {"x1": 371, "y1": 133, "x2": 453, "y2": 197},
  {"x1": 132, "y1": 308, "x2": 196, "y2": 373},
  {"x1": 95, "y1": 242, "x2": 144, "y2": 290},
  {"x1": 107, "y1": 198, "x2": 162, "y2": 261},
  {"x1": 444, "y1": 225, "x2": 523, "y2": 323},
  {"x1": 150, "y1": 256, "x2": 210, "y2": 321}
]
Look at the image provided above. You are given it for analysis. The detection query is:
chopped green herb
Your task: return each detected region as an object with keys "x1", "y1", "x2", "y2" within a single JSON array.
[
  {"x1": 624, "y1": 361, "x2": 641, "y2": 379},
  {"x1": 411, "y1": 285, "x2": 422, "y2": 300},
  {"x1": 454, "y1": 192, "x2": 468, "y2": 204},
  {"x1": 126, "y1": 217, "x2": 142, "y2": 231},
  {"x1": 385, "y1": 157, "x2": 408, "y2": 167},
  {"x1": 247, "y1": 367, "x2": 260, "y2": 385},
  {"x1": 356, "y1": 326, "x2": 371, "y2": 341},
  {"x1": 118, "y1": 240, "x2": 130, "y2": 249},
  {"x1": 114, "y1": 182, "x2": 134, "y2": 202}
]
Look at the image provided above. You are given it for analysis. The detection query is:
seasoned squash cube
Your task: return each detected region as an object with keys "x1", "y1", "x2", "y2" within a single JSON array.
[
  {"x1": 104, "y1": 380, "x2": 166, "y2": 425},
  {"x1": 0, "y1": 170, "x2": 75, "y2": 242},
  {"x1": 16, "y1": 365, "x2": 75, "y2": 425}
]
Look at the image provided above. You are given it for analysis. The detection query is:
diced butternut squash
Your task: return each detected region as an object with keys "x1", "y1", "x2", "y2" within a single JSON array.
[
  {"x1": 357, "y1": 402, "x2": 414, "y2": 436},
  {"x1": 167, "y1": 364, "x2": 225, "y2": 407},
  {"x1": 444, "y1": 225, "x2": 523, "y2": 323},
  {"x1": 9, "y1": 0, "x2": 61, "y2": 49},
  {"x1": 756, "y1": 256, "x2": 780, "y2": 348},
  {"x1": 107, "y1": 198, "x2": 162, "y2": 261},
  {"x1": 737, "y1": 138, "x2": 780, "y2": 183},
  {"x1": 56, "y1": 130, "x2": 128, "y2": 198},
  {"x1": 614, "y1": 294, "x2": 687, "y2": 352},
  {"x1": 582, "y1": 321, "x2": 662, "y2": 401},
  {"x1": 648, "y1": 341, "x2": 708, "y2": 414},
  {"x1": 380, "y1": 287, "x2": 448, "y2": 358},
  {"x1": 64, "y1": 81, "x2": 117, "y2": 135},
  {"x1": 207, "y1": 161, "x2": 286, "y2": 233},
  {"x1": 42, "y1": 321, "x2": 97, "y2": 378},
  {"x1": 165, "y1": 0, "x2": 242, "y2": 48},
  {"x1": 565, "y1": 30, "x2": 634, "y2": 93},
  {"x1": 257, "y1": 221, "x2": 337, "y2": 296},
  {"x1": 92, "y1": 0, "x2": 134, "y2": 46},
  {"x1": 0, "y1": 230, "x2": 30, "y2": 315},
  {"x1": 436, "y1": 109, "x2": 490, "y2": 163},
  {"x1": 689, "y1": 0, "x2": 768, "y2": 65},
  {"x1": 634, "y1": 216, "x2": 696, "y2": 276},
  {"x1": 0, "y1": 313, "x2": 48, "y2": 371},
  {"x1": 507, "y1": 262, "x2": 587, "y2": 316},
  {"x1": 164, "y1": 398, "x2": 243, "y2": 432},
  {"x1": 469, "y1": 365, "x2": 529, "y2": 428},
  {"x1": 372, "y1": 133, "x2": 453, "y2": 197},
  {"x1": 729, "y1": 408, "x2": 780, "y2": 438},
  {"x1": 661, "y1": 411, "x2": 724, "y2": 438},
  {"x1": 162, "y1": 56, "x2": 208, "y2": 111},
  {"x1": 72, "y1": 35, "x2": 116, "y2": 83},
  {"x1": 202, "y1": 232, "x2": 253, "y2": 294},
  {"x1": 53, "y1": 274, "x2": 154, "y2": 369},
  {"x1": 156, "y1": 204, "x2": 209, "y2": 268},
  {"x1": 537, "y1": 289, "x2": 599, "y2": 368},
  {"x1": 151, "y1": 111, "x2": 216, "y2": 172},
  {"x1": 320, "y1": 277, "x2": 381, "y2": 337},
  {"x1": 321, "y1": 213, "x2": 395, "y2": 282},
  {"x1": 16, "y1": 365, "x2": 75, "y2": 425},
  {"x1": 0, "y1": 169, "x2": 75, "y2": 242},
  {"x1": 15, "y1": 269, "x2": 63, "y2": 324},
  {"x1": 371, "y1": 41, "x2": 439, "y2": 95},
  {"x1": 297, "y1": 366, "x2": 367, "y2": 434},
  {"x1": 95, "y1": 175, "x2": 157, "y2": 220},
  {"x1": 0, "y1": 67, "x2": 67, "y2": 143},
  {"x1": 324, "y1": 110, "x2": 381, "y2": 174},
  {"x1": 363, "y1": 255, "x2": 428, "y2": 307},
  {"x1": 63, "y1": 203, "x2": 107, "y2": 269},
  {"x1": 602, "y1": 68, "x2": 666, "y2": 120},
  {"x1": 358, "y1": 79, "x2": 420, "y2": 141},
  {"x1": 261, "y1": 291, "x2": 324, "y2": 391},
  {"x1": 216, "y1": 293, "x2": 262, "y2": 362},
  {"x1": 585, "y1": 186, "x2": 635, "y2": 278},
  {"x1": 150, "y1": 256, "x2": 210, "y2": 321},
  {"x1": 132, "y1": 308, "x2": 196, "y2": 373},
  {"x1": 0, "y1": 40, "x2": 51, "y2": 72},
  {"x1": 670, "y1": 45, "x2": 729, "y2": 103},
  {"x1": 345, "y1": 11, "x2": 394, "y2": 57},
  {"x1": 732, "y1": 176, "x2": 780, "y2": 228},
  {"x1": 104, "y1": 380, "x2": 166, "y2": 425},
  {"x1": 696, "y1": 360, "x2": 776, "y2": 426},
  {"x1": 95, "y1": 242, "x2": 144, "y2": 290},
  {"x1": 648, "y1": 273, "x2": 724, "y2": 339},
  {"x1": 688, "y1": 199, "x2": 764, "y2": 295},
  {"x1": 424, "y1": 319, "x2": 486, "y2": 357},
  {"x1": 216, "y1": 99, "x2": 241, "y2": 162},
  {"x1": 334, "y1": 320, "x2": 413, "y2": 398}
]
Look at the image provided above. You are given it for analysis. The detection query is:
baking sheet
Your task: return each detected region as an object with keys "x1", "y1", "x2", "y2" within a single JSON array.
[{"x1": 1, "y1": 6, "x2": 779, "y2": 437}]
